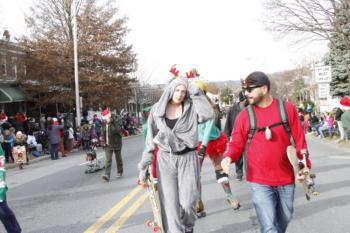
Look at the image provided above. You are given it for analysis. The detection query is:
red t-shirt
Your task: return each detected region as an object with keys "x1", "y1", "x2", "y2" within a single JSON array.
[{"x1": 224, "y1": 98, "x2": 311, "y2": 186}]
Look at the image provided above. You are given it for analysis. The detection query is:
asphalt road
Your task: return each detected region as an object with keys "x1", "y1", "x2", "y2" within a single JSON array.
[{"x1": 2, "y1": 134, "x2": 350, "y2": 233}]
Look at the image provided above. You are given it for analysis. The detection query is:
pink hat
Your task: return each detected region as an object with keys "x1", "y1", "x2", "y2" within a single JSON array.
[{"x1": 340, "y1": 97, "x2": 350, "y2": 107}]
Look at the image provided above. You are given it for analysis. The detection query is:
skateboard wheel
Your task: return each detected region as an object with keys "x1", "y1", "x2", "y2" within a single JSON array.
[
  {"x1": 153, "y1": 226, "x2": 159, "y2": 232},
  {"x1": 146, "y1": 220, "x2": 153, "y2": 227}
]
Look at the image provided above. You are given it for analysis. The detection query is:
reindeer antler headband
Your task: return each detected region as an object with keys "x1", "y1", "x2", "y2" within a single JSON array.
[{"x1": 169, "y1": 65, "x2": 201, "y2": 79}]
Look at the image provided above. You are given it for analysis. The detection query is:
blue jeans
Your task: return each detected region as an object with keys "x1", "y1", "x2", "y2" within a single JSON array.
[
  {"x1": 248, "y1": 182, "x2": 295, "y2": 233},
  {"x1": 50, "y1": 143, "x2": 59, "y2": 159}
]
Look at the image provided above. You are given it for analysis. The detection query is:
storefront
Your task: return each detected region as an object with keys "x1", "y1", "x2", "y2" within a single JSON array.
[{"x1": 0, "y1": 85, "x2": 28, "y2": 115}]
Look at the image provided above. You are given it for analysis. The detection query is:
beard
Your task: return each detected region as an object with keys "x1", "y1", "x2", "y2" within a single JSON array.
[{"x1": 248, "y1": 92, "x2": 264, "y2": 105}]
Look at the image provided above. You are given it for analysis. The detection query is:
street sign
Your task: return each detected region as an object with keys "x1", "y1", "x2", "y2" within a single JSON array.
[
  {"x1": 318, "y1": 83, "x2": 330, "y2": 98},
  {"x1": 315, "y1": 66, "x2": 332, "y2": 83}
]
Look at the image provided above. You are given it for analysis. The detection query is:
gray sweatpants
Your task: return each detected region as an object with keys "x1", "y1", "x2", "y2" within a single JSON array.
[{"x1": 157, "y1": 150, "x2": 200, "y2": 233}]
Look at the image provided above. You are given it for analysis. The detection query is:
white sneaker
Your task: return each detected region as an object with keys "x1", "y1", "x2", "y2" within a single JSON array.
[{"x1": 116, "y1": 172, "x2": 123, "y2": 178}]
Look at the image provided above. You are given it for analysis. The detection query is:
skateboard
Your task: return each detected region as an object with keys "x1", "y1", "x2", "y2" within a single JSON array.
[
  {"x1": 287, "y1": 146, "x2": 319, "y2": 200},
  {"x1": 144, "y1": 166, "x2": 164, "y2": 233}
]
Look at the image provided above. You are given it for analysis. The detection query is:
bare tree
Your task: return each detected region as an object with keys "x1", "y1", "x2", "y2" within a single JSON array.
[
  {"x1": 264, "y1": 0, "x2": 350, "y2": 89},
  {"x1": 264, "y1": 0, "x2": 347, "y2": 44}
]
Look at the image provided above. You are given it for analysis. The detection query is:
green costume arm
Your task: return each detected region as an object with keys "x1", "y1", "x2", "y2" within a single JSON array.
[{"x1": 0, "y1": 145, "x2": 8, "y2": 202}]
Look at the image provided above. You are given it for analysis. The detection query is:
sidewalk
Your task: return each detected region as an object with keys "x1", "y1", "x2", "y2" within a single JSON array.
[
  {"x1": 5, "y1": 132, "x2": 142, "y2": 170},
  {"x1": 308, "y1": 133, "x2": 350, "y2": 151}
]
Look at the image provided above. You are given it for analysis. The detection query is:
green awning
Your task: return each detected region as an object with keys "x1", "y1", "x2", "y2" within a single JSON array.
[{"x1": 0, "y1": 86, "x2": 28, "y2": 103}]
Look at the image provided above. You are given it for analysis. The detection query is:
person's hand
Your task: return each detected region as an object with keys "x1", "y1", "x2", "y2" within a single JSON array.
[
  {"x1": 296, "y1": 169, "x2": 308, "y2": 183},
  {"x1": 138, "y1": 168, "x2": 148, "y2": 185},
  {"x1": 221, "y1": 157, "x2": 232, "y2": 175},
  {"x1": 198, "y1": 145, "x2": 206, "y2": 159},
  {"x1": 137, "y1": 162, "x2": 148, "y2": 186}
]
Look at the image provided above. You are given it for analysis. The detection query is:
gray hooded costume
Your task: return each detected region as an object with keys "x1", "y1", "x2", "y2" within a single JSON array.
[{"x1": 138, "y1": 76, "x2": 213, "y2": 233}]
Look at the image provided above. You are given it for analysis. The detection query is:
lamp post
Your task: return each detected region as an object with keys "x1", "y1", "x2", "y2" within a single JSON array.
[{"x1": 73, "y1": 0, "x2": 81, "y2": 126}]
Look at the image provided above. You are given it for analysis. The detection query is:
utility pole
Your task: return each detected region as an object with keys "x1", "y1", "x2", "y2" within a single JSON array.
[{"x1": 73, "y1": 0, "x2": 81, "y2": 127}]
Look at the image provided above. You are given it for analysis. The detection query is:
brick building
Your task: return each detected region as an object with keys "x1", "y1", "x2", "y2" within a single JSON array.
[{"x1": 0, "y1": 30, "x2": 29, "y2": 116}]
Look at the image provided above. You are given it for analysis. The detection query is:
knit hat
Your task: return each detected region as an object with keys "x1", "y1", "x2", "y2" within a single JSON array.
[
  {"x1": 242, "y1": 71, "x2": 270, "y2": 90},
  {"x1": 194, "y1": 80, "x2": 207, "y2": 93}
]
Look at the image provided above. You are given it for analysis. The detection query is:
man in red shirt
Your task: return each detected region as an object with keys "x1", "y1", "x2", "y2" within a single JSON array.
[{"x1": 221, "y1": 71, "x2": 311, "y2": 233}]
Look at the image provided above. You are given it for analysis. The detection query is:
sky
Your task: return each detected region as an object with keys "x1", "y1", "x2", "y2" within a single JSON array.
[{"x1": 0, "y1": 0, "x2": 329, "y2": 84}]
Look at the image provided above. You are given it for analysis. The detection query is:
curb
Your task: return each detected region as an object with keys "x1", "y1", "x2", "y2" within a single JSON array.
[
  {"x1": 5, "y1": 155, "x2": 51, "y2": 170},
  {"x1": 5, "y1": 134, "x2": 142, "y2": 170},
  {"x1": 308, "y1": 134, "x2": 350, "y2": 152}
]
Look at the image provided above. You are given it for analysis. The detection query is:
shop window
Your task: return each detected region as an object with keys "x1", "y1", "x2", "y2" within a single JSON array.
[{"x1": 1, "y1": 57, "x2": 6, "y2": 77}]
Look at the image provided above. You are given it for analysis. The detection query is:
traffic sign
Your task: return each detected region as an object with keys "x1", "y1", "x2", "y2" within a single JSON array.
[{"x1": 315, "y1": 66, "x2": 332, "y2": 83}]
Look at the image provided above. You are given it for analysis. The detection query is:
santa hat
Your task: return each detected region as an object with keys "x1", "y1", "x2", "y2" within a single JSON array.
[
  {"x1": 101, "y1": 108, "x2": 111, "y2": 120},
  {"x1": 0, "y1": 113, "x2": 7, "y2": 122},
  {"x1": 340, "y1": 97, "x2": 350, "y2": 107}
]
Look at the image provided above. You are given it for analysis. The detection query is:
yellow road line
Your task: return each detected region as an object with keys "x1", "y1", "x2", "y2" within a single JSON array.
[
  {"x1": 105, "y1": 192, "x2": 149, "y2": 233},
  {"x1": 84, "y1": 186, "x2": 142, "y2": 233}
]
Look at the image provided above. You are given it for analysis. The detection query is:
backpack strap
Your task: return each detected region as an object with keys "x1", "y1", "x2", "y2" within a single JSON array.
[
  {"x1": 242, "y1": 105, "x2": 256, "y2": 173},
  {"x1": 277, "y1": 99, "x2": 295, "y2": 146}
]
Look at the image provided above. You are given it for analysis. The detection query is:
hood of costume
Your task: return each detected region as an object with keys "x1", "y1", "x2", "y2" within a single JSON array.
[{"x1": 139, "y1": 76, "x2": 213, "y2": 168}]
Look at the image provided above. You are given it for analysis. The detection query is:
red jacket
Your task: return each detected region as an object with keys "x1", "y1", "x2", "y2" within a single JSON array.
[{"x1": 224, "y1": 98, "x2": 311, "y2": 186}]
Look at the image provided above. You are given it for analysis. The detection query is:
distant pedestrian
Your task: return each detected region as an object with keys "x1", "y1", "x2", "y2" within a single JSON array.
[
  {"x1": 101, "y1": 109, "x2": 124, "y2": 182},
  {"x1": 223, "y1": 90, "x2": 248, "y2": 181},
  {"x1": 67, "y1": 127, "x2": 74, "y2": 152},
  {"x1": 93, "y1": 114, "x2": 102, "y2": 145},
  {"x1": 2, "y1": 130, "x2": 14, "y2": 163},
  {"x1": 81, "y1": 124, "x2": 91, "y2": 151},
  {"x1": 340, "y1": 97, "x2": 350, "y2": 140},
  {"x1": 47, "y1": 118, "x2": 64, "y2": 160},
  {"x1": 39, "y1": 114, "x2": 46, "y2": 131}
]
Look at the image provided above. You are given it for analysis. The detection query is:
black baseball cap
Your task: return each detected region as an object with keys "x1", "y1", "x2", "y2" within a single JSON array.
[{"x1": 242, "y1": 71, "x2": 270, "y2": 90}]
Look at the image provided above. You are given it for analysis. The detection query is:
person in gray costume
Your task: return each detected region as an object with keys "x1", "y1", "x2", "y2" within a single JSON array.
[{"x1": 138, "y1": 67, "x2": 214, "y2": 233}]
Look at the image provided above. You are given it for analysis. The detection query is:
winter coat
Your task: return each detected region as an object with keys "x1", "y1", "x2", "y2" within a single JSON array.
[
  {"x1": 341, "y1": 110, "x2": 350, "y2": 138},
  {"x1": 102, "y1": 117, "x2": 123, "y2": 150},
  {"x1": 47, "y1": 124, "x2": 64, "y2": 144}
]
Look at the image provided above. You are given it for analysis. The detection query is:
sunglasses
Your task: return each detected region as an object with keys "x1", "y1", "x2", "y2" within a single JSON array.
[{"x1": 243, "y1": 85, "x2": 263, "y2": 93}]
